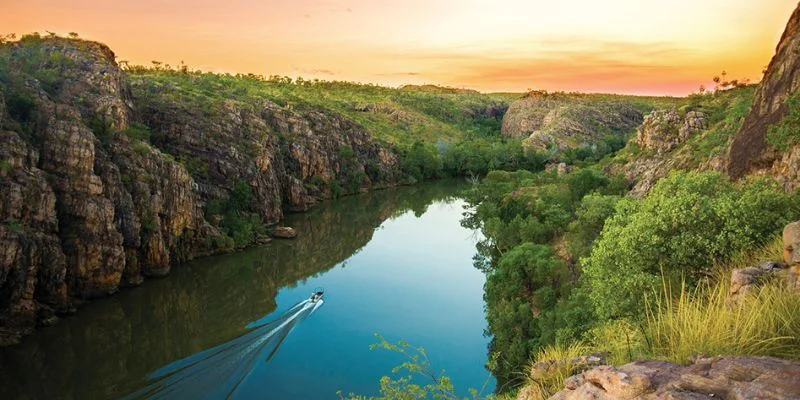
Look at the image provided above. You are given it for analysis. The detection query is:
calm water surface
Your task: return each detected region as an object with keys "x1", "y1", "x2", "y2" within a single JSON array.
[{"x1": 0, "y1": 182, "x2": 494, "y2": 399}]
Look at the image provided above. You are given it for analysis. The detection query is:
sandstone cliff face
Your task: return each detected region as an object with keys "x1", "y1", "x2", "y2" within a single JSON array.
[
  {"x1": 0, "y1": 37, "x2": 400, "y2": 342},
  {"x1": 501, "y1": 92, "x2": 643, "y2": 149},
  {"x1": 727, "y1": 4, "x2": 800, "y2": 183}
]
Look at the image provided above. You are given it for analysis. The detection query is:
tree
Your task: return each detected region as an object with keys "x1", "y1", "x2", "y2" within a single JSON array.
[{"x1": 583, "y1": 171, "x2": 799, "y2": 320}]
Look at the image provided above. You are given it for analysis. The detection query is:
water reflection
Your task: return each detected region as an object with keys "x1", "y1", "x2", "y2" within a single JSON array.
[
  {"x1": 0, "y1": 181, "x2": 465, "y2": 400},
  {"x1": 124, "y1": 298, "x2": 324, "y2": 400}
]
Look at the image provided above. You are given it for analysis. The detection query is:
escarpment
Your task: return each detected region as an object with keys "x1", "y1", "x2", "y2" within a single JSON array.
[
  {"x1": 501, "y1": 91, "x2": 644, "y2": 150},
  {"x1": 0, "y1": 37, "x2": 401, "y2": 342},
  {"x1": 727, "y1": 4, "x2": 800, "y2": 185}
]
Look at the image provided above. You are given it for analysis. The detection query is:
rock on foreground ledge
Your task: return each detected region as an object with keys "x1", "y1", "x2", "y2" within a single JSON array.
[{"x1": 545, "y1": 356, "x2": 800, "y2": 400}]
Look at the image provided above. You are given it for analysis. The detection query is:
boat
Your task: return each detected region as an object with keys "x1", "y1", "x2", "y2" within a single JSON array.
[{"x1": 310, "y1": 286, "x2": 324, "y2": 303}]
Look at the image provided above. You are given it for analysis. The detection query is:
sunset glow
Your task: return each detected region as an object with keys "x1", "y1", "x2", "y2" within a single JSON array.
[{"x1": 2, "y1": 0, "x2": 797, "y2": 95}]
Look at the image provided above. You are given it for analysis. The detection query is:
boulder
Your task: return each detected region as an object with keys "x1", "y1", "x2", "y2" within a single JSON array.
[
  {"x1": 545, "y1": 162, "x2": 571, "y2": 176},
  {"x1": 784, "y1": 220, "x2": 800, "y2": 290},
  {"x1": 548, "y1": 356, "x2": 800, "y2": 400},
  {"x1": 255, "y1": 234, "x2": 272, "y2": 245},
  {"x1": 728, "y1": 261, "x2": 786, "y2": 304},
  {"x1": 635, "y1": 109, "x2": 707, "y2": 153},
  {"x1": 271, "y1": 226, "x2": 297, "y2": 239},
  {"x1": 783, "y1": 220, "x2": 800, "y2": 265}
]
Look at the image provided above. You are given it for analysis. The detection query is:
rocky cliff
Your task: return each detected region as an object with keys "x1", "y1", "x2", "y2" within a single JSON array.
[
  {"x1": 0, "y1": 37, "x2": 402, "y2": 342},
  {"x1": 501, "y1": 91, "x2": 644, "y2": 149},
  {"x1": 727, "y1": 4, "x2": 800, "y2": 187}
]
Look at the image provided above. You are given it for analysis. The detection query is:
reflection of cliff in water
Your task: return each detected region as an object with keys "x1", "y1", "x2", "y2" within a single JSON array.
[{"x1": 0, "y1": 181, "x2": 464, "y2": 400}]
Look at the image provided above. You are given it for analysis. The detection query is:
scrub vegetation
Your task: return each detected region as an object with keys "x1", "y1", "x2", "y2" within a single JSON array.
[{"x1": 460, "y1": 84, "x2": 800, "y2": 398}]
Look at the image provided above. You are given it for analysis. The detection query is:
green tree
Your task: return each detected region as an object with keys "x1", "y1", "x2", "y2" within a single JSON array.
[{"x1": 583, "y1": 171, "x2": 799, "y2": 320}]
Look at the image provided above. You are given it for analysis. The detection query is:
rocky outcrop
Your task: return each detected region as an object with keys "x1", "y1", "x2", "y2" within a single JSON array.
[
  {"x1": 727, "y1": 4, "x2": 800, "y2": 181},
  {"x1": 783, "y1": 220, "x2": 800, "y2": 290},
  {"x1": 501, "y1": 91, "x2": 643, "y2": 149},
  {"x1": 636, "y1": 109, "x2": 707, "y2": 153},
  {"x1": 271, "y1": 226, "x2": 297, "y2": 239},
  {"x1": 0, "y1": 37, "x2": 402, "y2": 342},
  {"x1": 547, "y1": 356, "x2": 800, "y2": 400},
  {"x1": 728, "y1": 261, "x2": 786, "y2": 304}
]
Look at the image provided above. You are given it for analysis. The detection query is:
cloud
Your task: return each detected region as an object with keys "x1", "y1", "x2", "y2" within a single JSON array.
[
  {"x1": 376, "y1": 71, "x2": 421, "y2": 76},
  {"x1": 369, "y1": 36, "x2": 708, "y2": 94},
  {"x1": 295, "y1": 68, "x2": 337, "y2": 76}
]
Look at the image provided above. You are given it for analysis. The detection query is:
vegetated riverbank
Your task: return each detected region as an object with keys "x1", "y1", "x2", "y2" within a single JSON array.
[
  {"x1": 457, "y1": 5, "x2": 800, "y2": 400},
  {"x1": 0, "y1": 32, "x2": 672, "y2": 344}
]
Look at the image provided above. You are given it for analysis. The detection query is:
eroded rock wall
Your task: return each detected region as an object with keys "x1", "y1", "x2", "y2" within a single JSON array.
[
  {"x1": 0, "y1": 37, "x2": 400, "y2": 341},
  {"x1": 727, "y1": 4, "x2": 800, "y2": 184}
]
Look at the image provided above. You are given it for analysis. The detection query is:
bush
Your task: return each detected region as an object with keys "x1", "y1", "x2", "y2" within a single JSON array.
[
  {"x1": 484, "y1": 243, "x2": 563, "y2": 386},
  {"x1": 122, "y1": 122, "x2": 152, "y2": 142},
  {"x1": 583, "y1": 171, "x2": 799, "y2": 320}
]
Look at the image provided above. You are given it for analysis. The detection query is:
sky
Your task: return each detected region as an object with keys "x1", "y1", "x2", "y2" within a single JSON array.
[{"x1": 2, "y1": 0, "x2": 797, "y2": 95}]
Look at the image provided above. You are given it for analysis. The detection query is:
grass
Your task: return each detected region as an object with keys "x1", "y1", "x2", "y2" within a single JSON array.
[
  {"x1": 722, "y1": 234, "x2": 785, "y2": 272},
  {"x1": 126, "y1": 67, "x2": 512, "y2": 146},
  {"x1": 520, "y1": 341, "x2": 593, "y2": 400},
  {"x1": 521, "y1": 237, "x2": 800, "y2": 399},
  {"x1": 642, "y1": 277, "x2": 800, "y2": 363}
]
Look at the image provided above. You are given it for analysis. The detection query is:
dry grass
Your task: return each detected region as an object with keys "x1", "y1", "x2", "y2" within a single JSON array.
[
  {"x1": 642, "y1": 277, "x2": 800, "y2": 364},
  {"x1": 723, "y1": 234, "x2": 785, "y2": 272},
  {"x1": 521, "y1": 341, "x2": 593, "y2": 400}
]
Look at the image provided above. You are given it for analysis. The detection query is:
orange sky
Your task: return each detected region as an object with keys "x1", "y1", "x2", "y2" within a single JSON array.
[{"x1": 2, "y1": 0, "x2": 797, "y2": 95}]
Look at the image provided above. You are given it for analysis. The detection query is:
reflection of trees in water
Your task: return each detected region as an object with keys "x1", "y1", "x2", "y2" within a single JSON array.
[
  {"x1": 0, "y1": 180, "x2": 465, "y2": 400},
  {"x1": 123, "y1": 299, "x2": 324, "y2": 400}
]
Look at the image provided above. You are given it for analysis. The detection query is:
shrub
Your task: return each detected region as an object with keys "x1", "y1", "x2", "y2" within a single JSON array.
[
  {"x1": 484, "y1": 243, "x2": 563, "y2": 386},
  {"x1": 583, "y1": 171, "x2": 799, "y2": 320},
  {"x1": 122, "y1": 122, "x2": 152, "y2": 142}
]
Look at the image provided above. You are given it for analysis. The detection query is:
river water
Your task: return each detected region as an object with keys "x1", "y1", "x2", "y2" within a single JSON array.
[{"x1": 0, "y1": 182, "x2": 494, "y2": 399}]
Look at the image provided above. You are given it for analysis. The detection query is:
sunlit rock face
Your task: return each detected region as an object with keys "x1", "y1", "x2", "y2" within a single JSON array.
[
  {"x1": 501, "y1": 91, "x2": 642, "y2": 150},
  {"x1": 727, "y1": 4, "x2": 800, "y2": 185},
  {"x1": 0, "y1": 37, "x2": 401, "y2": 342},
  {"x1": 635, "y1": 109, "x2": 707, "y2": 154}
]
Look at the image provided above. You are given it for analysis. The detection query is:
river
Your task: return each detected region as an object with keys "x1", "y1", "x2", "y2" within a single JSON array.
[{"x1": 0, "y1": 181, "x2": 494, "y2": 399}]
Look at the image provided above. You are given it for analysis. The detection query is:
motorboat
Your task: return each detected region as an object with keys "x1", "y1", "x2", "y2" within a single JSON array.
[{"x1": 310, "y1": 287, "x2": 324, "y2": 303}]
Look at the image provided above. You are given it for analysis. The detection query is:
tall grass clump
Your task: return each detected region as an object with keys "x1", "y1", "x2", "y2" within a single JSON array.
[
  {"x1": 521, "y1": 341, "x2": 592, "y2": 400},
  {"x1": 723, "y1": 234, "x2": 785, "y2": 272},
  {"x1": 642, "y1": 277, "x2": 800, "y2": 364}
]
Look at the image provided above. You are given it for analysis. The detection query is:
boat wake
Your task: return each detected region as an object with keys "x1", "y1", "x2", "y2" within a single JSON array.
[{"x1": 123, "y1": 298, "x2": 324, "y2": 400}]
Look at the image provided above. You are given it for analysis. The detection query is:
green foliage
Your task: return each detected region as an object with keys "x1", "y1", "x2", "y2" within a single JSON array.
[
  {"x1": 400, "y1": 141, "x2": 443, "y2": 182},
  {"x1": 126, "y1": 66, "x2": 514, "y2": 147},
  {"x1": 132, "y1": 140, "x2": 150, "y2": 156},
  {"x1": 339, "y1": 335, "x2": 491, "y2": 400},
  {"x1": 563, "y1": 194, "x2": 620, "y2": 263},
  {"x1": 204, "y1": 179, "x2": 264, "y2": 249},
  {"x1": 464, "y1": 167, "x2": 628, "y2": 389},
  {"x1": 583, "y1": 171, "x2": 799, "y2": 320},
  {"x1": 767, "y1": 92, "x2": 800, "y2": 151},
  {"x1": 183, "y1": 156, "x2": 209, "y2": 179},
  {"x1": 484, "y1": 244, "x2": 563, "y2": 385},
  {"x1": 122, "y1": 122, "x2": 153, "y2": 142},
  {"x1": 87, "y1": 114, "x2": 114, "y2": 145},
  {"x1": 330, "y1": 179, "x2": 344, "y2": 198},
  {"x1": 338, "y1": 144, "x2": 356, "y2": 160}
]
